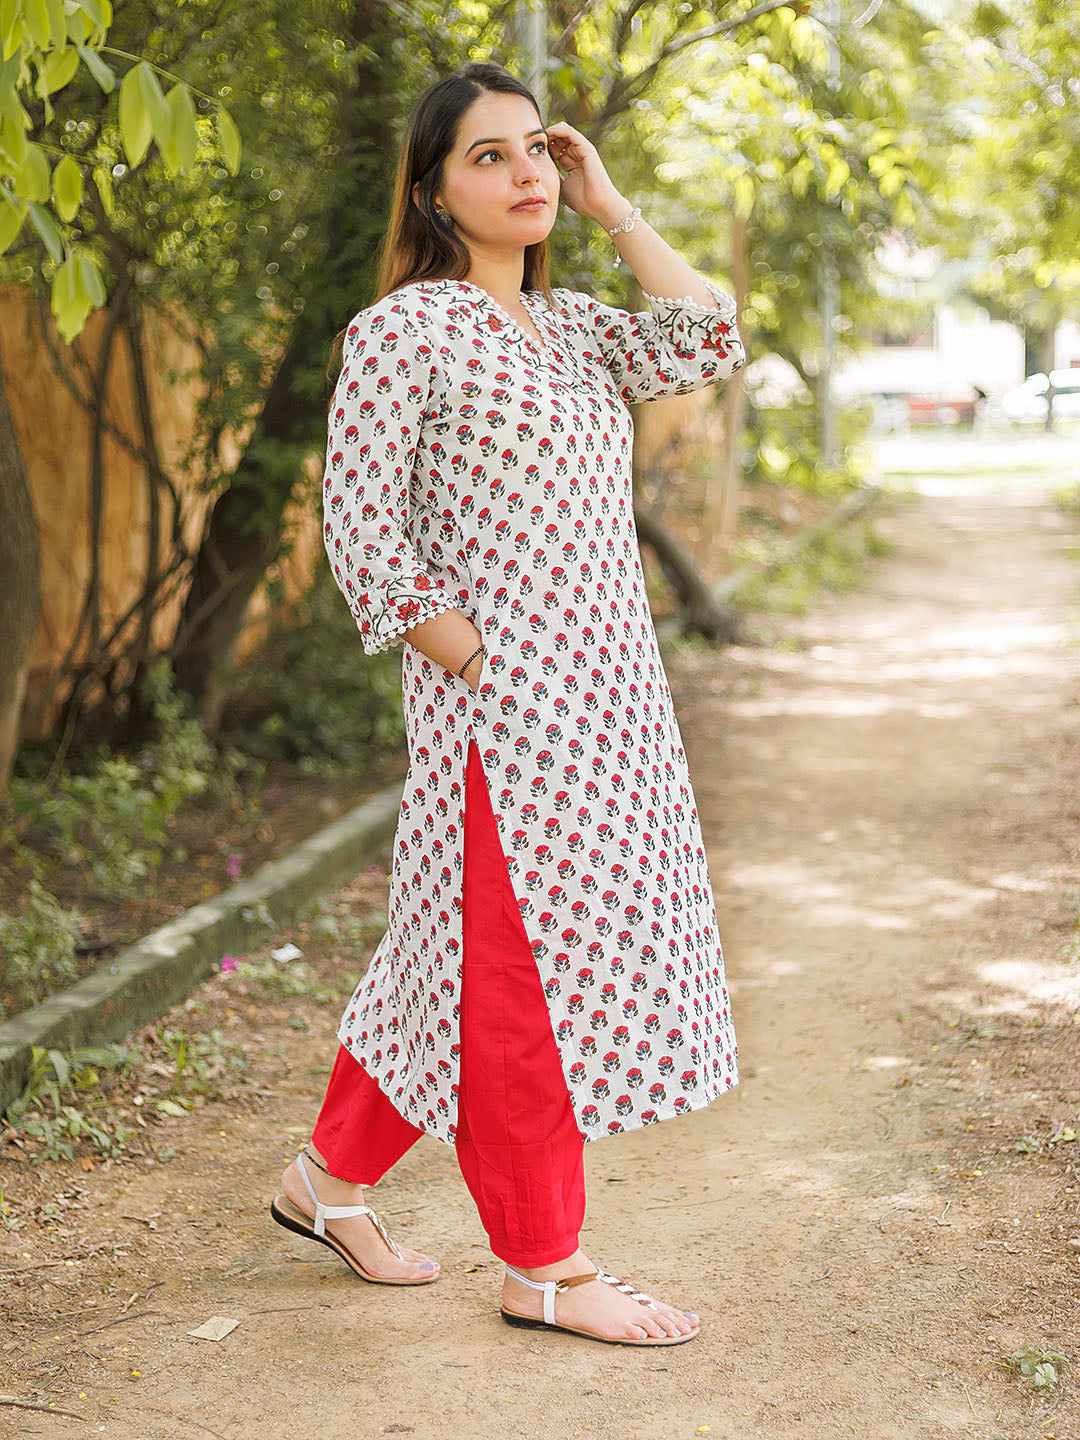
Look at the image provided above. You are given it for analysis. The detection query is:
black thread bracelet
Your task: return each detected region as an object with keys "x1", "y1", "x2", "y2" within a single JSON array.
[{"x1": 458, "y1": 644, "x2": 485, "y2": 678}]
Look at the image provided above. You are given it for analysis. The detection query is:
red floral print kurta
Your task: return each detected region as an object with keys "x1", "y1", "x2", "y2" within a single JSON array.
[{"x1": 322, "y1": 272, "x2": 745, "y2": 1145}]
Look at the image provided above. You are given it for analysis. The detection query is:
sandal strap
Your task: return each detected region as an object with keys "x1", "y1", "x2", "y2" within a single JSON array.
[
  {"x1": 504, "y1": 1265, "x2": 600, "y2": 1324},
  {"x1": 595, "y1": 1268, "x2": 659, "y2": 1308},
  {"x1": 295, "y1": 1151, "x2": 404, "y2": 1259},
  {"x1": 504, "y1": 1264, "x2": 665, "y2": 1325}
]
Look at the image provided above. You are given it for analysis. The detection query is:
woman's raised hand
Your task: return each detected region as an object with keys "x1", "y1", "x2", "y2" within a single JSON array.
[{"x1": 545, "y1": 121, "x2": 628, "y2": 227}]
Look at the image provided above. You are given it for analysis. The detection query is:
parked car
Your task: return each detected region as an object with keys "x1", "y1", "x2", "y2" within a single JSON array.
[
  {"x1": 905, "y1": 388, "x2": 980, "y2": 426},
  {"x1": 1001, "y1": 369, "x2": 1080, "y2": 424}
]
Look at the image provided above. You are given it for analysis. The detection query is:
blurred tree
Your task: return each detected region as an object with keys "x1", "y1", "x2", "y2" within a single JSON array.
[{"x1": 930, "y1": 3, "x2": 1080, "y2": 430}]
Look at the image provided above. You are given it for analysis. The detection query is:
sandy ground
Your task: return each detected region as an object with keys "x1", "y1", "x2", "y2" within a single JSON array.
[{"x1": 3, "y1": 459, "x2": 1080, "y2": 1439}]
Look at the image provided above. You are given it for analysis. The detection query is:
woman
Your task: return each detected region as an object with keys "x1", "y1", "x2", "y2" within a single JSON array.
[{"x1": 271, "y1": 60, "x2": 744, "y2": 1347}]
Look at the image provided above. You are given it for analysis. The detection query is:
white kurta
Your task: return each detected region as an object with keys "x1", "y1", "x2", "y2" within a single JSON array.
[{"x1": 322, "y1": 270, "x2": 745, "y2": 1145}]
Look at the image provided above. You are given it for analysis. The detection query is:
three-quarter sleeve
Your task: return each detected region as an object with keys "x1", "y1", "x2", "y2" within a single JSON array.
[
  {"x1": 554, "y1": 275, "x2": 746, "y2": 406},
  {"x1": 322, "y1": 298, "x2": 458, "y2": 656}
]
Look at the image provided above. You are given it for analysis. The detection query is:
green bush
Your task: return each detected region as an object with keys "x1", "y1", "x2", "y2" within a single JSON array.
[
  {"x1": 743, "y1": 395, "x2": 874, "y2": 498},
  {"x1": 218, "y1": 568, "x2": 408, "y2": 775},
  {"x1": 0, "y1": 881, "x2": 87, "y2": 1021},
  {"x1": 734, "y1": 518, "x2": 892, "y2": 615},
  {"x1": 1, "y1": 1042, "x2": 140, "y2": 1164},
  {"x1": 8, "y1": 656, "x2": 250, "y2": 903}
]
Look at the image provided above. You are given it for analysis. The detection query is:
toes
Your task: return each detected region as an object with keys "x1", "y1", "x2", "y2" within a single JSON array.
[
  {"x1": 399, "y1": 1245, "x2": 438, "y2": 1266},
  {"x1": 655, "y1": 1302, "x2": 696, "y2": 1333}
]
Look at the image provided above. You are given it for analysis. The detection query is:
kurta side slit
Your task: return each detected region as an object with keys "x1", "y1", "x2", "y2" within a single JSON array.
[{"x1": 312, "y1": 737, "x2": 585, "y2": 1266}]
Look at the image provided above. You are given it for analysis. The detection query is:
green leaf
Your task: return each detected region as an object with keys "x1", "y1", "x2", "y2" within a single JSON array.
[
  {"x1": 47, "y1": 1048, "x2": 70, "y2": 1087},
  {"x1": 76, "y1": 41, "x2": 115, "y2": 94},
  {"x1": 52, "y1": 151, "x2": 83, "y2": 221},
  {"x1": 76, "y1": 247, "x2": 105, "y2": 306},
  {"x1": 17, "y1": 141, "x2": 51, "y2": 202},
  {"x1": 91, "y1": 161, "x2": 113, "y2": 215},
  {"x1": 26, "y1": 200, "x2": 61, "y2": 260},
  {"x1": 23, "y1": 0, "x2": 51, "y2": 49},
  {"x1": 44, "y1": 0, "x2": 65, "y2": 45},
  {"x1": 118, "y1": 64, "x2": 151, "y2": 167},
  {"x1": 0, "y1": 0, "x2": 21, "y2": 59},
  {"x1": 217, "y1": 104, "x2": 240, "y2": 174},
  {"x1": 0, "y1": 191, "x2": 25, "y2": 253},
  {"x1": 50, "y1": 246, "x2": 104, "y2": 341},
  {"x1": 0, "y1": 101, "x2": 30, "y2": 169},
  {"x1": 42, "y1": 43, "x2": 80, "y2": 95},
  {"x1": 79, "y1": 0, "x2": 110, "y2": 31},
  {"x1": 138, "y1": 61, "x2": 171, "y2": 150},
  {"x1": 156, "y1": 1098, "x2": 191, "y2": 1117},
  {"x1": 119, "y1": 61, "x2": 168, "y2": 168},
  {"x1": 165, "y1": 82, "x2": 198, "y2": 172},
  {"x1": 51, "y1": 248, "x2": 82, "y2": 320}
]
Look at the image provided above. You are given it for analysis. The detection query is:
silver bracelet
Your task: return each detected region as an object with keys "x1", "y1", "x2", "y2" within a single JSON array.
[
  {"x1": 606, "y1": 206, "x2": 641, "y2": 267},
  {"x1": 606, "y1": 205, "x2": 641, "y2": 236}
]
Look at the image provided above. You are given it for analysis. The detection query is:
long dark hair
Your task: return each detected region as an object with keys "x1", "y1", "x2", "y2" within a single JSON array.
[{"x1": 327, "y1": 61, "x2": 555, "y2": 386}]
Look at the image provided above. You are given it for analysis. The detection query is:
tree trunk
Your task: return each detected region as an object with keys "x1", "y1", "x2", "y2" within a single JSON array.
[
  {"x1": 171, "y1": 0, "x2": 402, "y2": 728},
  {"x1": 697, "y1": 211, "x2": 749, "y2": 570},
  {"x1": 634, "y1": 506, "x2": 740, "y2": 644},
  {"x1": 0, "y1": 340, "x2": 41, "y2": 800}
]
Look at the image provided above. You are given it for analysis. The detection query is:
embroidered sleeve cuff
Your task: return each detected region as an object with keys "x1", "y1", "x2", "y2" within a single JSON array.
[
  {"x1": 640, "y1": 276, "x2": 738, "y2": 321},
  {"x1": 358, "y1": 577, "x2": 460, "y2": 656},
  {"x1": 640, "y1": 277, "x2": 743, "y2": 365}
]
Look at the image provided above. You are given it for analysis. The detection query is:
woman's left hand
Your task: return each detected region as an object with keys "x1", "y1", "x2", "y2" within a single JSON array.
[{"x1": 545, "y1": 121, "x2": 628, "y2": 227}]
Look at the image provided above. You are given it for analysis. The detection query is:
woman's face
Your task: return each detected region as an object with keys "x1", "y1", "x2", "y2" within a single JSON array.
[{"x1": 431, "y1": 91, "x2": 560, "y2": 256}]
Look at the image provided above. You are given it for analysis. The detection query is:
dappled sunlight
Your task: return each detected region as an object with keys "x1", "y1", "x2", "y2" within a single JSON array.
[
  {"x1": 722, "y1": 857, "x2": 1008, "y2": 936},
  {"x1": 727, "y1": 694, "x2": 974, "y2": 719},
  {"x1": 973, "y1": 959, "x2": 1080, "y2": 1012}
]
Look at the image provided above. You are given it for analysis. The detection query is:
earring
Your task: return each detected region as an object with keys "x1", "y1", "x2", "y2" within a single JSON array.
[{"x1": 436, "y1": 208, "x2": 455, "y2": 228}]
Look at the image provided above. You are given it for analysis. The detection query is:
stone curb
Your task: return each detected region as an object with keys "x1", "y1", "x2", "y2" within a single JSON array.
[{"x1": 0, "y1": 778, "x2": 404, "y2": 1115}]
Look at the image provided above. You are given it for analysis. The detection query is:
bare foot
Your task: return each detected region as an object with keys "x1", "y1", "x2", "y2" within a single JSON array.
[
  {"x1": 280, "y1": 1150, "x2": 439, "y2": 1282},
  {"x1": 502, "y1": 1247, "x2": 699, "y2": 1341}
]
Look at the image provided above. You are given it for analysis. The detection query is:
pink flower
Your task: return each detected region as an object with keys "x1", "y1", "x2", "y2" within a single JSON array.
[
  {"x1": 226, "y1": 854, "x2": 243, "y2": 878},
  {"x1": 220, "y1": 955, "x2": 241, "y2": 972}
]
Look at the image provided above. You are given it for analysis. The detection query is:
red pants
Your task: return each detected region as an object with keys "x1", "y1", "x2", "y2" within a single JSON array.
[{"x1": 311, "y1": 736, "x2": 586, "y2": 1266}]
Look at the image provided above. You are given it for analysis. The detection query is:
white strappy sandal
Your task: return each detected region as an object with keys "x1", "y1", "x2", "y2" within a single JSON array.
[
  {"x1": 501, "y1": 1263, "x2": 700, "y2": 1346},
  {"x1": 269, "y1": 1150, "x2": 439, "y2": 1285}
]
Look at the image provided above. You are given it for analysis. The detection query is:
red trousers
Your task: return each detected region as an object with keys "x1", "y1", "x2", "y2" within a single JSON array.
[{"x1": 311, "y1": 736, "x2": 587, "y2": 1266}]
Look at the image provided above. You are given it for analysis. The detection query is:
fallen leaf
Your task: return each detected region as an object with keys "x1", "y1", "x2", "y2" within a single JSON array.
[{"x1": 187, "y1": 1316, "x2": 241, "y2": 1341}]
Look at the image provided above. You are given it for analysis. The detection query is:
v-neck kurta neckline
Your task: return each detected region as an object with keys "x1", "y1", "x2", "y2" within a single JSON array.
[{"x1": 451, "y1": 279, "x2": 551, "y2": 356}]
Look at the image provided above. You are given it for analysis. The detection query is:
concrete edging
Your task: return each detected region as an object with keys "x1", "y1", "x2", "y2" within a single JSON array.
[{"x1": 0, "y1": 778, "x2": 404, "y2": 1115}]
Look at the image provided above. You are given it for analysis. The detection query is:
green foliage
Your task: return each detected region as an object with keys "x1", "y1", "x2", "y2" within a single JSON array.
[
  {"x1": 0, "y1": 1022, "x2": 247, "y2": 1165},
  {"x1": 0, "y1": 881, "x2": 87, "y2": 1022},
  {"x1": 1006, "y1": 1342, "x2": 1069, "y2": 1391},
  {"x1": 0, "y1": 7, "x2": 242, "y2": 338},
  {"x1": 1055, "y1": 479, "x2": 1080, "y2": 516},
  {"x1": 8, "y1": 657, "x2": 243, "y2": 903},
  {"x1": 734, "y1": 518, "x2": 892, "y2": 616},
  {"x1": 153, "y1": 1023, "x2": 248, "y2": 1098},
  {"x1": 234, "y1": 955, "x2": 361, "y2": 1005},
  {"x1": 1, "y1": 1042, "x2": 141, "y2": 1164},
  {"x1": 745, "y1": 396, "x2": 875, "y2": 499},
  {"x1": 218, "y1": 569, "x2": 408, "y2": 776},
  {"x1": 0, "y1": 658, "x2": 261, "y2": 1019}
]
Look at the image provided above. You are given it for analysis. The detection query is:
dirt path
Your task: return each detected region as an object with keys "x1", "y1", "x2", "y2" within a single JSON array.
[{"x1": 4, "y1": 464, "x2": 1080, "y2": 1439}]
